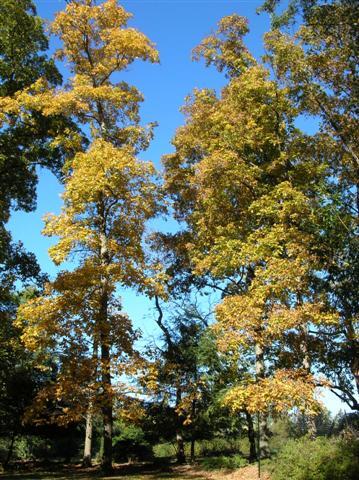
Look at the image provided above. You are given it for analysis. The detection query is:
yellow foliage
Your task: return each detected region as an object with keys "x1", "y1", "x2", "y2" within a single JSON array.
[
  {"x1": 223, "y1": 370, "x2": 322, "y2": 415},
  {"x1": 163, "y1": 15, "x2": 340, "y2": 419},
  {"x1": 14, "y1": 0, "x2": 163, "y2": 427},
  {"x1": 51, "y1": 0, "x2": 158, "y2": 79}
]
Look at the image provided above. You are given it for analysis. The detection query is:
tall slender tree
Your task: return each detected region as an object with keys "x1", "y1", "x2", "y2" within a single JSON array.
[{"x1": 15, "y1": 0, "x2": 161, "y2": 471}]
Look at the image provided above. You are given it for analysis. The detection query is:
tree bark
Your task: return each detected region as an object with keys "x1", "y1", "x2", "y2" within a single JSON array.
[
  {"x1": 175, "y1": 387, "x2": 186, "y2": 464},
  {"x1": 83, "y1": 340, "x2": 98, "y2": 467},
  {"x1": 176, "y1": 432, "x2": 186, "y2": 464},
  {"x1": 190, "y1": 398, "x2": 196, "y2": 463},
  {"x1": 344, "y1": 316, "x2": 359, "y2": 397},
  {"x1": 255, "y1": 342, "x2": 270, "y2": 458},
  {"x1": 82, "y1": 404, "x2": 93, "y2": 467},
  {"x1": 300, "y1": 325, "x2": 317, "y2": 439},
  {"x1": 100, "y1": 307, "x2": 112, "y2": 472},
  {"x1": 99, "y1": 227, "x2": 113, "y2": 473},
  {"x1": 245, "y1": 410, "x2": 257, "y2": 462},
  {"x1": 259, "y1": 414, "x2": 270, "y2": 459}
]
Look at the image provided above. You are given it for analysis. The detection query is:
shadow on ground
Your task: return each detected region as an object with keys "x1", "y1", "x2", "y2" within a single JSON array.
[{"x1": 0, "y1": 463, "x2": 212, "y2": 480}]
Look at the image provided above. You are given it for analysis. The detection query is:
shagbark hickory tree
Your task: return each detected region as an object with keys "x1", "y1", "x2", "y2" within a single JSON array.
[
  {"x1": 14, "y1": 0, "x2": 163, "y2": 471},
  {"x1": 163, "y1": 15, "x2": 339, "y2": 455}
]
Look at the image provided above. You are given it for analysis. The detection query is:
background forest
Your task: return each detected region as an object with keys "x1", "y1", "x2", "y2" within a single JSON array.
[{"x1": 0, "y1": 0, "x2": 358, "y2": 479}]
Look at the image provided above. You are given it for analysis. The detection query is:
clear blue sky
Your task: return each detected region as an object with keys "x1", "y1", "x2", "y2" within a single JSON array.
[{"x1": 8, "y1": 0, "x2": 348, "y2": 413}]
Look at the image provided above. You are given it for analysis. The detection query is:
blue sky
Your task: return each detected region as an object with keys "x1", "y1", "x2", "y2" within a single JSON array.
[{"x1": 8, "y1": 0, "x2": 349, "y2": 413}]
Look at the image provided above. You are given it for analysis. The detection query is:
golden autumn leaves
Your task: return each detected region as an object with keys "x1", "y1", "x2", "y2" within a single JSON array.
[
  {"x1": 12, "y1": 1, "x2": 163, "y2": 446},
  {"x1": 164, "y1": 15, "x2": 342, "y2": 416},
  {"x1": 1, "y1": 1, "x2": 346, "y2": 440}
]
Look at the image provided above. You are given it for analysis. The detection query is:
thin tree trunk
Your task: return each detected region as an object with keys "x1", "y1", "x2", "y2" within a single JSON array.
[
  {"x1": 99, "y1": 228, "x2": 113, "y2": 473},
  {"x1": 259, "y1": 414, "x2": 270, "y2": 458},
  {"x1": 154, "y1": 298, "x2": 187, "y2": 463},
  {"x1": 82, "y1": 404, "x2": 93, "y2": 467},
  {"x1": 83, "y1": 340, "x2": 98, "y2": 467},
  {"x1": 351, "y1": 355, "x2": 359, "y2": 396},
  {"x1": 100, "y1": 310, "x2": 112, "y2": 472},
  {"x1": 175, "y1": 387, "x2": 186, "y2": 464},
  {"x1": 245, "y1": 410, "x2": 257, "y2": 462},
  {"x1": 255, "y1": 342, "x2": 270, "y2": 458},
  {"x1": 190, "y1": 398, "x2": 196, "y2": 463},
  {"x1": 344, "y1": 316, "x2": 359, "y2": 396},
  {"x1": 176, "y1": 432, "x2": 186, "y2": 464},
  {"x1": 300, "y1": 325, "x2": 317, "y2": 439}
]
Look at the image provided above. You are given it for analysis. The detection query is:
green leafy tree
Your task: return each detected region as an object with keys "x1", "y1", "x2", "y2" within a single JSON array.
[
  {"x1": 0, "y1": 0, "x2": 80, "y2": 275},
  {"x1": 261, "y1": 0, "x2": 359, "y2": 410},
  {"x1": 0, "y1": 0, "x2": 82, "y2": 345}
]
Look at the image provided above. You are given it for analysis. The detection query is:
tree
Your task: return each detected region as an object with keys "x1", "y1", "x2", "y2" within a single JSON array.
[
  {"x1": 0, "y1": 0, "x2": 80, "y2": 292},
  {"x1": 148, "y1": 298, "x2": 251, "y2": 463},
  {"x1": 0, "y1": 8, "x2": 82, "y2": 447},
  {"x1": 14, "y1": 0, "x2": 161, "y2": 472},
  {"x1": 0, "y1": 289, "x2": 56, "y2": 468},
  {"x1": 163, "y1": 14, "x2": 339, "y2": 455},
  {"x1": 150, "y1": 299, "x2": 213, "y2": 463},
  {"x1": 260, "y1": 0, "x2": 359, "y2": 410}
]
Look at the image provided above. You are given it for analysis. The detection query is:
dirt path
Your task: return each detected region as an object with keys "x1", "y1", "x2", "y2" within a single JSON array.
[
  {"x1": 0, "y1": 463, "x2": 271, "y2": 480},
  {"x1": 173, "y1": 464, "x2": 270, "y2": 479}
]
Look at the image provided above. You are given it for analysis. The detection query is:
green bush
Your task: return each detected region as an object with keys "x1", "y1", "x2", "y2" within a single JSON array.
[
  {"x1": 200, "y1": 454, "x2": 248, "y2": 470},
  {"x1": 271, "y1": 435, "x2": 359, "y2": 480},
  {"x1": 112, "y1": 423, "x2": 153, "y2": 462},
  {"x1": 153, "y1": 442, "x2": 176, "y2": 458},
  {"x1": 199, "y1": 437, "x2": 243, "y2": 456},
  {"x1": 1, "y1": 435, "x2": 80, "y2": 462},
  {"x1": 0, "y1": 436, "x2": 51, "y2": 462},
  {"x1": 153, "y1": 438, "x2": 246, "y2": 460}
]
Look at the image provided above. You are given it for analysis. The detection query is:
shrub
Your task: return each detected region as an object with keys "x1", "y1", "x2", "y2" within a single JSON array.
[
  {"x1": 153, "y1": 442, "x2": 175, "y2": 458},
  {"x1": 153, "y1": 438, "x2": 247, "y2": 460},
  {"x1": 198, "y1": 437, "x2": 245, "y2": 457},
  {"x1": 271, "y1": 435, "x2": 359, "y2": 480},
  {"x1": 200, "y1": 454, "x2": 248, "y2": 471},
  {"x1": 112, "y1": 424, "x2": 153, "y2": 463}
]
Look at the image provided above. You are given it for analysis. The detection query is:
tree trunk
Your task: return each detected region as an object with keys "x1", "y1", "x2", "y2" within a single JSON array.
[
  {"x1": 190, "y1": 398, "x2": 196, "y2": 463},
  {"x1": 344, "y1": 316, "x2": 359, "y2": 396},
  {"x1": 99, "y1": 229, "x2": 113, "y2": 473},
  {"x1": 100, "y1": 323, "x2": 113, "y2": 472},
  {"x1": 255, "y1": 342, "x2": 270, "y2": 458},
  {"x1": 245, "y1": 410, "x2": 257, "y2": 462},
  {"x1": 83, "y1": 340, "x2": 98, "y2": 467},
  {"x1": 82, "y1": 404, "x2": 93, "y2": 467},
  {"x1": 300, "y1": 325, "x2": 317, "y2": 439},
  {"x1": 259, "y1": 413, "x2": 270, "y2": 459},
  {"x1": 351, "y1": 355, "x2": 359, "y2": 396},
  {"x1": 176, "y1": 432, "x2": 186, "y2": 464},
  {"x1": 175, "y1": 387, "x2": 186, "y2": 464}
]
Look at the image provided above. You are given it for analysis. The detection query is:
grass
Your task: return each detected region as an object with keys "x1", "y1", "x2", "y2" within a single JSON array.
[
  {"x1": 0, "y1": 462, "x2": 272, "y2": 480},
  {"x1": 0, "y1": 474, "x2": 208, "y2": 479},
  {"x1": 0, "y1": 464, "x2": 215, "y2": 480}
]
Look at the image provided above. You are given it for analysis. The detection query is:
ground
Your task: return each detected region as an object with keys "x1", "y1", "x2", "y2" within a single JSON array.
[{"x1": 0, "y1": 463, "x2": 270, "y2": 480}]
